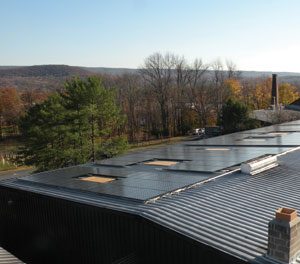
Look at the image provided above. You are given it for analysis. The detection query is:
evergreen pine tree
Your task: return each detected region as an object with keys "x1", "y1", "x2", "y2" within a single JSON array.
[{"x1": 17, "y1": 77, "x2": 127, "y2": 171}]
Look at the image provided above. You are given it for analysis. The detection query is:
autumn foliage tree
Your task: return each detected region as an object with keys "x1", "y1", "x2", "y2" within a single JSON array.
[
  {"x1": 240, "y1": 78, "x2": 300, "y2": 110},
  {"x1": 279, "y1": 83, "x2": 299, "y2": 105},
  {"x1": 224, "y1": 78, "x2": 242, "y2": 100},
  {"x1": 251, "y1": 78, "x2": 272, "y2": 109},
  {"x1": 21, "y1": 89, "x2": 50, "y2": 110},
  {"x1": 0, "y1": 88, "x2": 23, "y2": 138}
]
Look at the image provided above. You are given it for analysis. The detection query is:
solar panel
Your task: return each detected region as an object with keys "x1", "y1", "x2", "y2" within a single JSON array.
[{"x1": 18, "y1": 120, "x2": 300, "y2": 202}]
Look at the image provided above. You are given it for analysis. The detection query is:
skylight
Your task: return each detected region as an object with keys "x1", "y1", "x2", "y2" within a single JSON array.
[
  {"x1": 205, "y1": 148, "x2": 230, "y2": 151},
  {"x1": 242, "y1": 138, "x2": 267, "y2": 142},
  {"x1": 144, "y1": 160, "x2": 178, "y2": 166},
  {"x1": 80, "y1": 175, "x2": 115, "y2": 183},
  {"x1": 265, "y1": 132, "x2": 289, "y2": 136}
]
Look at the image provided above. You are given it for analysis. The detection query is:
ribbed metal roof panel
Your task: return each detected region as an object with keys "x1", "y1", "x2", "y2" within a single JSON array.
[
  {"x1": 3, "y1": 121, "x2": 300, "y2": 263},
  {"x1": 0, "y1": 247, "x2": 23, "y2": 264},
  {"x1": 141, "y1": 150, "x2": 300, "y2": 263}
]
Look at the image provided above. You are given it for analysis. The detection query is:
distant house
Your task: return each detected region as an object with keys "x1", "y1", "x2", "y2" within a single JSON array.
[
  {"x1": 285, "y1": 98, "x2": 300, "y2": 112},
  {"x1": 2, "y1": 121, "x2": 300, "y2": 263}
]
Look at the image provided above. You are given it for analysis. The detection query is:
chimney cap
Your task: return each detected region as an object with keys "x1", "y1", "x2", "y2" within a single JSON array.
[{"x1": 275, "y1": 207, "x2": 298, "y2": 222}]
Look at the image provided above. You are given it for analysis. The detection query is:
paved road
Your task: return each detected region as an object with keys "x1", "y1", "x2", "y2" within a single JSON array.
[{"x1": 0, "y1": 168, "x2": 33, "y2": 180}]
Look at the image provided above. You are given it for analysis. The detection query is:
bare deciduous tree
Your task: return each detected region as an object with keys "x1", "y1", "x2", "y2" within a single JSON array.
[
  {"x1": 139, "y1": 52, "x2": 177, "y2": 136},
  {"x1": 116, "y1": 74, "x2": 143, "y2": 142},
  {"x1": 185, "y1": 59, "x2": 214, "y2": 126}
]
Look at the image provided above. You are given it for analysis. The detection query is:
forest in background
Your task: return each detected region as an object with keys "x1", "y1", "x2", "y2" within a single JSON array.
[
  {"x1": 1, "y1": 52, "x2": 300, "y2": 143},
  {"x1": 1, "y1": 52, "x2": 300, "y2": 171}
]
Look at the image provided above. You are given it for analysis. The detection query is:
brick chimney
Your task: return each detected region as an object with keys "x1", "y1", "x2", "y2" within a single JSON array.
[
  {"x1": 271, "y1": 74, "x2": 279, "y2": 109},
  {"x1": 268, "y1": 208, "x2": 300, "y2": 263}
]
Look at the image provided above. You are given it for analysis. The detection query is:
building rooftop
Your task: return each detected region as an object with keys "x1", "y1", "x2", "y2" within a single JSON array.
[
  {"x1": 3, "y1": 120, "x2": 300, "y2": 263},
  {"x1": 8, "y1": 120, "x2": 300, "y2": 202},
  {"x1": 0, "y1": 247, "x2": 23, "y2": 264},
  {"x1": 142, "y1": 149, "x2": 300, "y2": 263},
  {"x1": 286, "y1": 98, "x2": 300, "y2": 111}
]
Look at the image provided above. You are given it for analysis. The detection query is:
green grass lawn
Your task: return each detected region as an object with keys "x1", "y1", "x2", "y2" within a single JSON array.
[
  {"x1": 128, "y1": 136, "x2": 188, "y2": 151},
  {"x1": 0, "y1": 138, "x2": 21, "y2": 171},
  {"x1": 0, "y1": 162, "x2": 17, "y2": 171}
]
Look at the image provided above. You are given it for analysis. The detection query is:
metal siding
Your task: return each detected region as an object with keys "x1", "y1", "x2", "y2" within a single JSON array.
[
  {"x1": 0, "y1": 186, "x2": 137, "y2": 264},
  {"x1": 0, "y1": 183, "x2": 248, "y2": 264},
  {"x1": 2, "y1": 154, "x2": 300, "y2": 263},
  {"x1": 2, "y1": 121, "x2": 300, "y2": 263},
  {"x1": 137, "y1": 217, "x2": 245, "y2": 264}
]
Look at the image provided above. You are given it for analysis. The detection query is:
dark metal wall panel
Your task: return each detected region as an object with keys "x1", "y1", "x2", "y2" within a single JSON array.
[
  {"x1": 0, "y1": 184, "x2": 248, "y2": 264},
  {"x1": 136, "y1": 218, "x2": 246, "y2": 264},
  {"x1": 0, "y1": 186, "x2": 137, "y2": 264}
]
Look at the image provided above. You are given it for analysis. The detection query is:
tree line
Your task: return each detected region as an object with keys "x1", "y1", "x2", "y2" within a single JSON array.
[
  {"x1": 116, "y1": 53, "x2": 299, "y2": 140},
  {"x1": 0, "y1": 52, "x2": 299, "y2": 171},
  {"x1": 0, "y1": 87, "x2": 49, "y2": 138},
  {"x1": 1, "y1": 53, "x2": 299, "y2": 142}
]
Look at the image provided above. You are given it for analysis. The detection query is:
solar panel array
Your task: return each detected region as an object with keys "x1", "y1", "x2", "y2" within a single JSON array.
[{"x1": 19, "y1": 120, "x2": 300, "y2": 202}]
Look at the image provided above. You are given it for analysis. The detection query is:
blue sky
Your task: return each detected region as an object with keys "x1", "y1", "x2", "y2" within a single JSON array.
[{"x1": 1, "y1": 0, "x2": 300, "y2": 72}]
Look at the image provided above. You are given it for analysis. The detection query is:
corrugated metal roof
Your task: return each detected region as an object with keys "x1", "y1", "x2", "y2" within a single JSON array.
[
  {"x1": 3, "y1": 120, "x2": 300, "y2": 263},
  {"x1": 0, "y1": 178, "x2": 142, "y2": 214},
  {"x1": 141, "y1": 149, "x2": 300, "y2": 263},
  {"x1": 0, "y1": 247, "x2": 24, "y2": 264}
]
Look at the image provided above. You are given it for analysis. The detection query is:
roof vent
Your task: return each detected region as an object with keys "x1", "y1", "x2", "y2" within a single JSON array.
[{"x1": 241, "y1": 155, "x2": 278, "y2": 175}]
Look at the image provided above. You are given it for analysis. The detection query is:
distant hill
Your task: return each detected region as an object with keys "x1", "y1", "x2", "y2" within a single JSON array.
[
  {"x1": 240, "y1": 70, "x2": 300, "y2": 79},
  {"x1": 0, "y1": 65, "x2": 91, "y2": 91},
  {"x1": 2, "y1": 64, "x2": 300, "y2": 79},
  {"x1": 240, "y1": 71, "x2": 300, "y2": 87},
  {"x1": 82, "y1": 67, "x2": 300, "y2": 83},
  {"x1": 1, "y1": 64, "x2": 300, "y2": 91},
  {"x1": 0, "y1": 65, "x2": 89, "y2": 77},
  {"x1": 82, "y1": 67, "x2": 137, "y2": 75}
]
